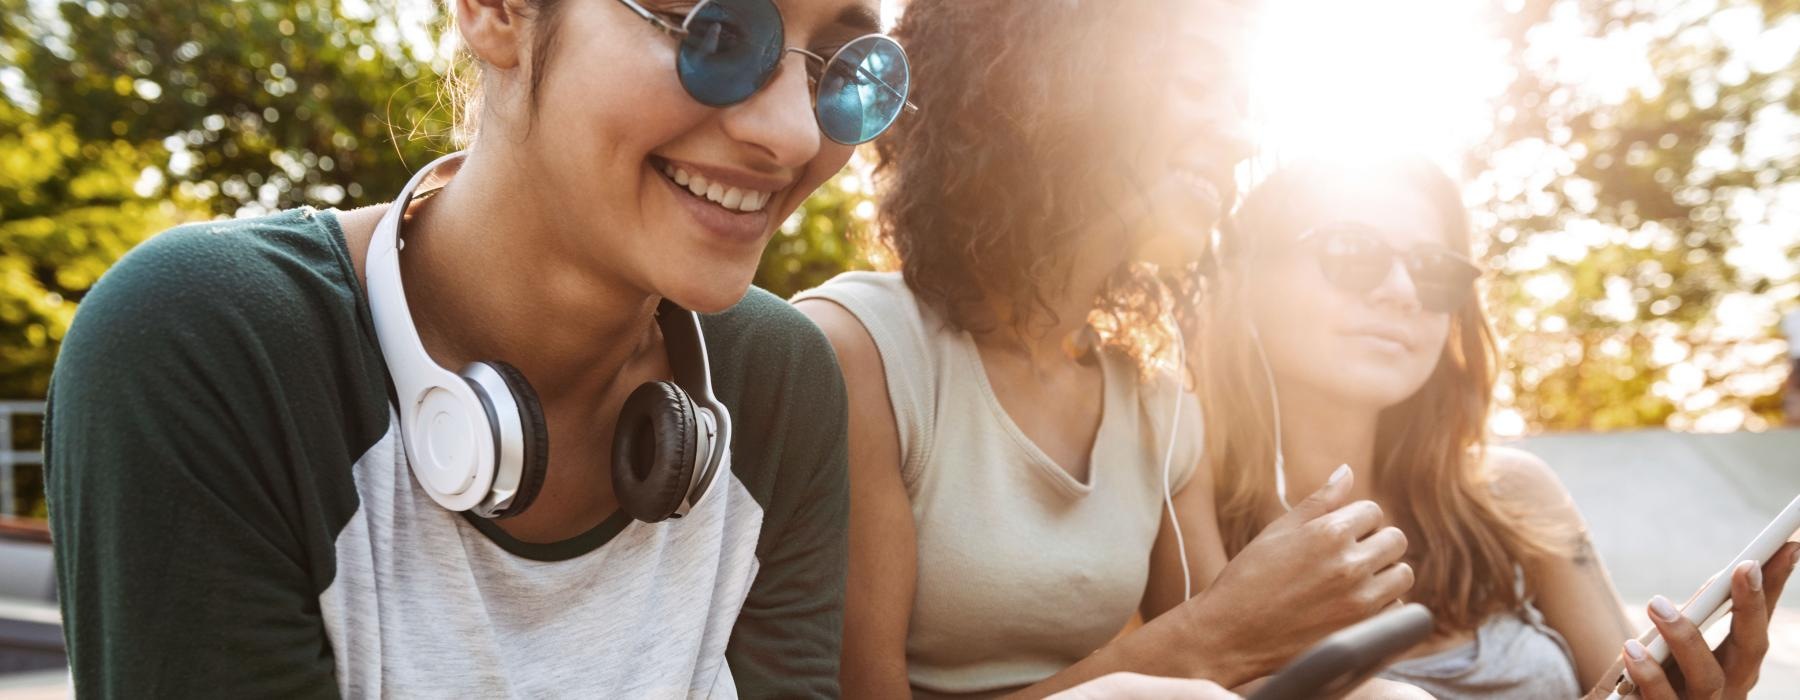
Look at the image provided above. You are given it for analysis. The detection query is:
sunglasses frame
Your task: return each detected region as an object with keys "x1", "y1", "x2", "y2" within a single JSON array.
[
  {"x1": 613, "y1": 0, "x2": 918, "y2": 144},
  {"x1": 1294, "y1": 224, "x2": 1482, "y2": 313}
]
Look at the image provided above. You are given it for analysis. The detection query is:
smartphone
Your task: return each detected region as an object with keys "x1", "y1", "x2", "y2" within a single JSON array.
[
  {"x1": 1602, "y1": 491, "x2": 1800, "y2": 699},
  {"x1": 1247, "y1": 603, "x2": 1435, "y2": 700}
]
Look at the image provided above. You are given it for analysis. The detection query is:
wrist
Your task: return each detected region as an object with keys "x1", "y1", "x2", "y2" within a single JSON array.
[{"x1": 1177, "y1": 592, "x2": 1259, "y2": 687}]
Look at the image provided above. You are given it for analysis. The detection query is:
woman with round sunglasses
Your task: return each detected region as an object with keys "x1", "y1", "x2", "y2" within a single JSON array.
[
  {"x1": 793, "y1": 2, "x2": 1427, "y2": 697},
  {"x1": 46, "y1": 0, "x2": 912, "y2": 696},
  {"x1": 1195, "y1": 155, "x2": 1800, "y2": 698}
]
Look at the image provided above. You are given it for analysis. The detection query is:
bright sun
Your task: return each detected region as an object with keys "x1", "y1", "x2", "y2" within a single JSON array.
[{"x1": 1244, "y1": 0, "x2": 1511, "y2": 172}]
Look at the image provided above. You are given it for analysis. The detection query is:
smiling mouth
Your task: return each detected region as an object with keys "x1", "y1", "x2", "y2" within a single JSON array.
[
  {"x1": 654, "y1": 159, "x2": 776, "y2": 214},
  {"x1": 1169, "y1": 166, "x2": 1226, "y2": 217}
]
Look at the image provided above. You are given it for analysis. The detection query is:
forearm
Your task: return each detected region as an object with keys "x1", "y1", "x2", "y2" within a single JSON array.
[
  {"x1": 1003, "y1": 603, "x2": 1255, "y2": 699},
  {"x1": 839, "y1": 653, "x2": 912, "y2": 699}
]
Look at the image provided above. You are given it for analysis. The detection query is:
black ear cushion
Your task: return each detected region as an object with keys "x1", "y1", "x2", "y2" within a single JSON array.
[
  {"x1": 483, "y1": 360, "x2": 550, "y2": 518},
  {"x1": 612, "y1": 381, "x2": 698, "y2": 523}
]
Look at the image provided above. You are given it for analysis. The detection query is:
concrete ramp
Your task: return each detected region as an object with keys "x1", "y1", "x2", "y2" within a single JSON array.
[{"x1": 1514, "y1": 428, "x2": 1800, "y2": 696}]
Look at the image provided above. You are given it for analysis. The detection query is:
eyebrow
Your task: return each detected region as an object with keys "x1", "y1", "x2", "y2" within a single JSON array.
[{"x1": 833, "y1": 4, "x2": 882, "y2": 35}]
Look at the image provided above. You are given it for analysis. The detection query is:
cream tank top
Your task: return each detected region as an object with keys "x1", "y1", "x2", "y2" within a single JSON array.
[{"x1": 794, "y1": 272, "x2": 1204, "y2": 698}]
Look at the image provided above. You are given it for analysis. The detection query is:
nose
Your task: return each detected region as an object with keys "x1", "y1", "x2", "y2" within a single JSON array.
[
  {"x1": 717, "y1": 52, "x2": 822, "y2": 170},
  {"x1": 1366, "y1": 257, "x2": 1423, "y2": 314}
]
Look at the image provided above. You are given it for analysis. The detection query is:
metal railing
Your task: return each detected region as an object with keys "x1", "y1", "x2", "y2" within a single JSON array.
[{"x1": 0, "y1": 402, "x2": 46, "y2": 519}]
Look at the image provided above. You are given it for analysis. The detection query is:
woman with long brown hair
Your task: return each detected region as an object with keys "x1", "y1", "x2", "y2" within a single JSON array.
[
  {"x1": 1198, "y1": 155, "x2": 1799, "y2": 698},
  {"x1": 795, "y1": 1, "x2": 1421, "y2": 697}
]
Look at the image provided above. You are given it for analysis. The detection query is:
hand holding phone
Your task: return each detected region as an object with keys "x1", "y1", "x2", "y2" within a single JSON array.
[{"x1": 1597, "y1": 492, "x2": 1800, "y2": 699}]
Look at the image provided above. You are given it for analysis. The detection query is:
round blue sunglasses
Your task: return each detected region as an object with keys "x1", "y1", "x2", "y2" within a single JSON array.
[{"x1": 614, "y1": 0, "x2": 918, "y2": 145}]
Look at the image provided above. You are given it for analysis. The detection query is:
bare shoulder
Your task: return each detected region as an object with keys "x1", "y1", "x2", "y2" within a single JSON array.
[
  {"x1": 1490, "y1": 448, "x2": 1576, "y2": 511},
  {"x1": 794, "y1": 298, "x2": 885, "y2": 385},
  {"x1": 1483, "y1": 446, "x2": 1581, "y2": 523}
]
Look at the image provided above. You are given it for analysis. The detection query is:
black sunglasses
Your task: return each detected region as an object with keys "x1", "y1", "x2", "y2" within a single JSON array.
[
  {"x1": 613, "y1": 0, "x2": 918, "y2": 145},
  {"x1": 1295, "y1": 224, "x2": 1481, "y2": 314}
]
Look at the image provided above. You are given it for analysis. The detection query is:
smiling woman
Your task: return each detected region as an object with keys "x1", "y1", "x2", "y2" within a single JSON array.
[{"x1": 44, "y1": 0, "x2": 911, "y2": 696}]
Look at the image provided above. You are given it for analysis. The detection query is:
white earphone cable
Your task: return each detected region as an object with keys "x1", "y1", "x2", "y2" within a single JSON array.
[{"x1": 1161, "y1": 321, "x2": 1193, "y2": 601}]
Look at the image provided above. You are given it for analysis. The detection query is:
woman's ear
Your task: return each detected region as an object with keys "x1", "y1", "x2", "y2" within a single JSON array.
[{"x1": 456, "y1": 0, "x2": 527, "y2": 70}]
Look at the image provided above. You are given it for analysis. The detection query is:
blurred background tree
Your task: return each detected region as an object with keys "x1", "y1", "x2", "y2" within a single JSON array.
[{"x1": 1471, "y1": 0, "x2": 1800, "y2": 433}]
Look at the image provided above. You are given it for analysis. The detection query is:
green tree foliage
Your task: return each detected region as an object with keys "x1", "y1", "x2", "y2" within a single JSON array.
[
  {"x1": 755, "y1": 160, "x2": 882, "y2": 299},
  {"x1": 1472, "y1": 0, "x2": 1800, "y2": 432},
  {"x1": 1, "y1": 0, "x2": 452, "y2": 402}
]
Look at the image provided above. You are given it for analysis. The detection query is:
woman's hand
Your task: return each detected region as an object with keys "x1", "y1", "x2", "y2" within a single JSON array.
[
  {"x1": 1600, "y1": 541, "x2": 1800, "y2": 700},
  {"x1": 1182, "y1": 466, "x2": 1415, "y2": 683}
]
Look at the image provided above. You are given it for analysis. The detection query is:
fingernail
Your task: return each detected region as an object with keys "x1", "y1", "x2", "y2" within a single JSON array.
[
  {"x1": 1625, "y1": 639, "x2": 1647, "y2": 661},
  {"x1": 1651, "y1": 595, "x2": 1680, "y2": 622},
  {"x1": 1328, "y1": 464, "x2": 1351, "y2": 486},
  {"x1": 1743, "y1": 560, "x2": 1764, "y2": 592}
]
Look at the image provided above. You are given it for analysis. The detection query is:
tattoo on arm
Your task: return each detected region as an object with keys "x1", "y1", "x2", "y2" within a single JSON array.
[{"x1": 1572, "y1": 533, "x2": 1596, "y2": 567}]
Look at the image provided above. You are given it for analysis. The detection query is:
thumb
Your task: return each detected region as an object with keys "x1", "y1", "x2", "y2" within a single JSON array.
[{"x1": 1268, "y1": 464, "x2": 1354, "y2": 529}]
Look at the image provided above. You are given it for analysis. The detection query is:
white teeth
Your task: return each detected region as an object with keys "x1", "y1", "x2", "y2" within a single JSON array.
[
  {"x1": 661, "y1": 162, "x2": 776, "y2": 213},
  {"x1": 1172, "y1": 168, "x2": 1221, "y2": 210}
]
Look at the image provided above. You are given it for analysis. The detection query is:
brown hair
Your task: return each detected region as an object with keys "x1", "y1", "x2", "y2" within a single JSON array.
[
  {"x1": 444, "y1": 0, "x2": 568, "y2": 146},
  {"x1": 1200, "y1": 156, "x2": 1561, "y2": 633},
  {"x1": 875, "y1": 0, "x2": 1211, "y2": 372}
]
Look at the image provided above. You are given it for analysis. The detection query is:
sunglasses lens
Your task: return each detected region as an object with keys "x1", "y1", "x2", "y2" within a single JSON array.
[
  {"x1": 1409, "y1": 253, "x2": 1479, "y2": 313},
  {"x1": 1317, "y1": 232, "x2": 1391, "y2": 295},
  {"x1": 678, "y1": 0, "x2": 785, "y2": 106},
  {"x1": 816, "y1": 35, "x2": 911, "y2": 145}
]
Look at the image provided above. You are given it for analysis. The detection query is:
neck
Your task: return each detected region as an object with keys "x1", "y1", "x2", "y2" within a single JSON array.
[
  {"x1": 1274, "y1": 380, "x2": 1383, "y2": 502},
  {"x1": 967, "y1": 234, "x2": 1125, "y2": 368},
  {"x1": 397, "y1": 146, "x2": 660, "y2": 405}
]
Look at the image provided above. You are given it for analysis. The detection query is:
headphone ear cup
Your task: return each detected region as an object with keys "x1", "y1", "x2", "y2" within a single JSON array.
[
  {"x1": 481, "y1": 360, "x2": 550, "y2": 518},
  {"x1": 611, "y1": 381, "x2": 698, "y2": 523}
]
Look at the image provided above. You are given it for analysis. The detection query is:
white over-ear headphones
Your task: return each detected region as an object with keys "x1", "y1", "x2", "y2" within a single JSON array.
[{"x1": 366, "y1": 151, "x2": 732, "y2": 521}]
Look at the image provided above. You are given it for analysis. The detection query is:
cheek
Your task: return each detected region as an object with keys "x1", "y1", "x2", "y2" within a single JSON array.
[
  {"x1": 520, "y1": 11, "x2": 708, "y2": 172},
  {"x1": 1251, "y1": 258, "x2": 1346, "y2": 334},
  {"x1": 777, "y1": 142, "x2": 855, "y2": 218},
  {"x1": 1249, "y1": 264, "x2": 1343, "y2": 373}
]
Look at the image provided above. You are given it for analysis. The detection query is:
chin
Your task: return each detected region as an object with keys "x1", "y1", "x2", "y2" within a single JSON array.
[
  {"x1": 659, "y1": 271, "x2": 757, "y2": 314},
  {"x1": 1331, "y1": 367, "x2": 1432, "y2": 410}
]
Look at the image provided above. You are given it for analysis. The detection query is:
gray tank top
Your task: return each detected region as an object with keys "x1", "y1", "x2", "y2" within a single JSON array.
[{"x1": 1378, "y1": 572, "x2": 1581, "y2": 699}]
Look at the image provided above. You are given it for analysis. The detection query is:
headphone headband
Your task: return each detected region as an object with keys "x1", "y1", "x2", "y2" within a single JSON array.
[{"x1": 367, "y1": 151, "x2": 500, "y2": 511}]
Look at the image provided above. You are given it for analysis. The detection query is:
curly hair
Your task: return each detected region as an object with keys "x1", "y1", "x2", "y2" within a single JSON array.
[{"x1": 875, "y1": 0, "x2": 1219, "y2": 374}]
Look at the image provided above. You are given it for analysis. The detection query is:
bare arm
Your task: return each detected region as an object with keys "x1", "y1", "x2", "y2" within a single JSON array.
[
  {"x1": 1485, "y1": 447, "x2": 1637, "y2": 689},
  {"x1": 796, "y1": 299, "x2": 915, "y2": 699}
]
